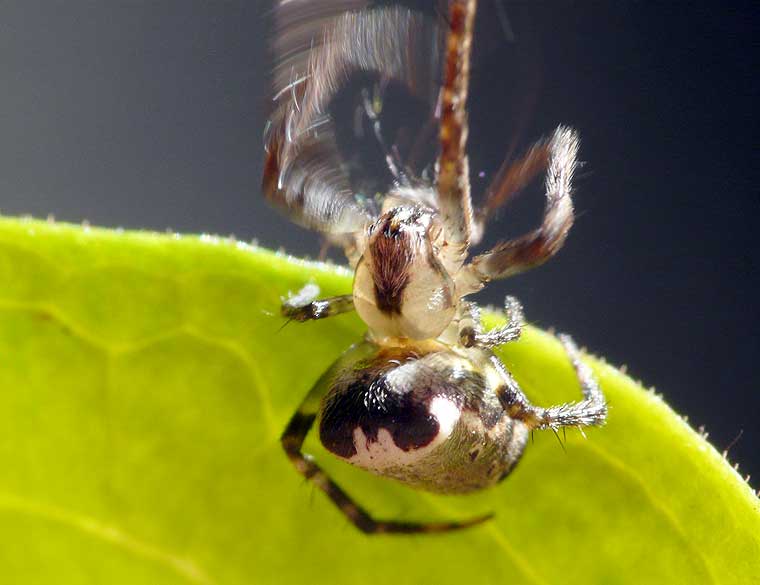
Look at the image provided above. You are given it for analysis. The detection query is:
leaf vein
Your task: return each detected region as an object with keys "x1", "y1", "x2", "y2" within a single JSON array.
[
  {"x1": 576, "y1": 441, "x2": 717, "y2": 583},
  {"x1": 0, "y1": 491, "x2": 218, "y2": 585}
]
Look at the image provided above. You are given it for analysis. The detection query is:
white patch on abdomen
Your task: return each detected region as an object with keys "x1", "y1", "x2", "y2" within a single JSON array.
[{"x1": 347, "y1": 396, "x2": 461, "y2": 471}]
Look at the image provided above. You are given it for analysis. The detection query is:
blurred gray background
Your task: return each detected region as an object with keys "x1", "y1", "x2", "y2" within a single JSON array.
[{"x1": 1, "y1": 2, "x2": 757, "y2": 482}]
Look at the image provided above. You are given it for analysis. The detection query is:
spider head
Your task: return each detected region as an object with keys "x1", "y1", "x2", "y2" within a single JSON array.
[{"x1": 353, "y1": 205, "x2": 457, "y2": 340}]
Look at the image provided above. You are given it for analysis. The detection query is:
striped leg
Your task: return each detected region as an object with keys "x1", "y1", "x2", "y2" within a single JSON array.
[
  {"x1": 281, "y1": 284, "x2": 354, "y2": 322},
  {"x1": 281, "y1": 385, "x2": 491, "y2": 534},
  {"x1": 472, "y1": 138, "x2": 552, "y2": 244},
  {"x1": 495, "y1": 334, "x2": 607, "y2": 431},
  {"x1": 436, "y1": 0, "x2": 478, "y2": 267},
  {"x1": 462, "y1": 126, "x2": 579, "y2": 286}
]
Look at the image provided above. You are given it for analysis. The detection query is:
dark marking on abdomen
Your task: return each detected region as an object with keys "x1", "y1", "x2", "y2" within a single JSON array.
[{"x1": 320, "y1": 372, "x2": 440, "y2": 458}]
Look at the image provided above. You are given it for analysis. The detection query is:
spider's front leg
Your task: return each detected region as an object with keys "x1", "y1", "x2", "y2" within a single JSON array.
[
  {"x1": 458, "y1": 296, "x2": 523, "y2": 349},
  {"x1": 281, "y1": 284, "x2": 354, "y2": 322},
  {"x1": 458, "y1": 126, "x2": 580, "y2": 293},
  {"x1": 496, "y1": 334, "x2": 607, "y2": 431},
  {"x1": 436, "y1": 0, "x2": 478, "y2": 268},
  {"x1": 472, "y1": 138, "x2": 551, "y2": 244}
]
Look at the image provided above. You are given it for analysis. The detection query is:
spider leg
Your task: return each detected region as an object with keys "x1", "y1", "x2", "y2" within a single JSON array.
[
  {"x1": 281, "y1": 381, "x2": 492, "y2": 534},
  {"x1": 459, "y1": 296, "x2": 523, "y2": 349},
  {"x1": 436, "y1": 0, "x2": 478, "y2": 267},
  {"x1": 459, "y1": 126, "x2": 579, "y2": 291},
  {"x1": 360, "y1": 86, "x2": 411, "y2": 188},
  {"x1": 495, "y1": 333, "x2": 607, "y2": 430},
  {"x1": 281, "y1": 284, "x2": 354, "y2": 322},
  {"x1": 471, "y1": 137, "x2": 552, "y2": 244}
]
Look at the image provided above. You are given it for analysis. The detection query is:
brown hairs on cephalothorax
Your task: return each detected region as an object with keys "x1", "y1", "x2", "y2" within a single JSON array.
[{"x1": 369, "y1": 216, "x2": 416, "y2": 314}]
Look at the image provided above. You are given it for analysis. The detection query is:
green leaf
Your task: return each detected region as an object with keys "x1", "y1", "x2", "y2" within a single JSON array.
[{"x1": 0, "y1": 216, "x2": 757, "y2": 585}]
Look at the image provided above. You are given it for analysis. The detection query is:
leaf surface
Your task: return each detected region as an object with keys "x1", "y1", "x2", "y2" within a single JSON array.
[{"x1": 0, "y1": 217, "x2": 757, "y2": 585}]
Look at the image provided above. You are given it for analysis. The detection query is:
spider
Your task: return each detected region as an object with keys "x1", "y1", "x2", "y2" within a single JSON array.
[{"x1": 262, "y1": 0, "x2": 607, "y2": 534}]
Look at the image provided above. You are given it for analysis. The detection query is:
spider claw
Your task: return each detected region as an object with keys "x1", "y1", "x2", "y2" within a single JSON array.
[{"x1": 551, "y1": 428, "x2": 567, "y2": 452}]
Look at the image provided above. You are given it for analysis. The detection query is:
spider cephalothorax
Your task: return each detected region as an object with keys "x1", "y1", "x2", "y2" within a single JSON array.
[
  {"x1": 265, "y1": 0, "x2": 606, "y2": 534},
  {"x1": 354, "y1": 205, "x2": 457, "y2": 340}
]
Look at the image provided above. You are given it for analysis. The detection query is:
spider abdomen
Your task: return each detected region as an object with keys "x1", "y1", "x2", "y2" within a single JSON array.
[{"x1": 317, "y1": 340, "x2": 530, "y2": 493}]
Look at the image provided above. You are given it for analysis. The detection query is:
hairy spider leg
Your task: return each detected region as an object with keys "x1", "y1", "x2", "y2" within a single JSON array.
[
  {"x1": 281, "y1": 284, "x2": 355, "y2": 322},
  {"x1": 495, "y1": 334, "x2": 607, "y2": 430},
  {"x1": 471, "y1": 137, "x2": 552, "y2": 244},
  {"x1": 280, "y1": 379, "x2": 492, "y2": 534},
  {"x1": 359, "y1": 86, "x2": 412, "y2": 188},
  {"x1": 461, "y1": 126, "x2": 578, "y2": 287},
  {"x1": 406, "y1": 105, "x2": 439, "y2": 179},
  {"x1": 436, "y1": 0, "x2": 478, "y2": 258},
  {"x1": 458, "y1": 296, "x2": 524, "y2": 349}
]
